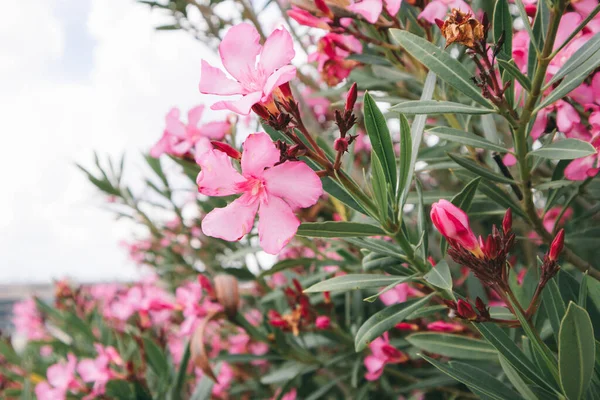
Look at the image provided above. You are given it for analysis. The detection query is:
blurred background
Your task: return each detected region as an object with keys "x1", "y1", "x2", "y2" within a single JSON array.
[{"x1": 1, "y1": 0, "x2": 217, "y2": 285}]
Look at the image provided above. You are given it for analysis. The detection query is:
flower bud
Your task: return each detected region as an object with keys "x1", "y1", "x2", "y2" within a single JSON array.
[
  {"x1": 345, "y1": 83, "x2": 358, "y2": 112},
  {"x1": 548, "y1": 229, "x2": 565, "y2": 261},
  {"x1": 334, "y1": 137, "x2": 349, "y2": 153},
  {"x1": 211, "y1": 141, "x2": 241, "y2": 160},
  {"x1": 502, "y1": 208, "x2": 512, "y2": 235},
  {"x1": 315, "y1": 0, "x2": 334, "y2": 19},
  {"x1": 431, "y1": 200, "x2": 483, "y2": 257},
  {"x1": 315, "y1": 315, "x2": 331, "y2": 330},
  {"x1": 213, "y1": 274, "x2": 240, "y2": 318},
  {"x1": 456, "y1": 299, "x2": 477, "y2": 320}
]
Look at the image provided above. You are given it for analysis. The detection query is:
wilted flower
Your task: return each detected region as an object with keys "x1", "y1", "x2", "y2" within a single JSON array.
[{"x1": 436, "y1": 9, "x2": 484, "y2": 49}]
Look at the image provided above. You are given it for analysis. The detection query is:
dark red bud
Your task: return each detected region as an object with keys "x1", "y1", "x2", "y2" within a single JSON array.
[
  {"x1": 475, "y1": 297, "x2": 486, "y2": 312},
  {"x1": 525, "y1": 4, "x2": 537, "y2": 18},
  {"x1": 198, "y1": 275, "x2": 215, "y2": 297},
  {"x1": 549, "y1": 229, "x2": 565, "y2": 261},
  {"x1": 345, "y1": 83, "x2": 358, "y2": 112},
  {"x1": 211, "y1": 141, "x2": 241, "y2": 160},
  {"x1": 292, "y1": 278, "x2": 303, "y2": 293},
  {"x1": 315, "y1": 0, "x2": 333, "y2": 18},
  {"x1": 457, "y1": 299, "x2": 477, "y2": 320},
  {"x1": 278, "y1": 82, "x2": 294, "y2": 101},
  {"x1": 484, "y1": 235, "x2": 498, "y2": 259},
  {"x1": 324, "y1": 291, "x2": 331, "y2": 303},
  {"x1": 334, "y1": 137, "x2": 349, "y2": 153},
  {"x1": 502, "y1": 208, "x2": 512, "y2": 235},
  {"x1": 427, "y1": 256, "x2": 436, "y2": 266},
  {"x1": 434, "y1": 18, "x2": 444, "y2": 30}
]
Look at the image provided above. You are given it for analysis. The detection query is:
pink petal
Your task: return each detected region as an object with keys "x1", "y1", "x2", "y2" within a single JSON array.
[
  {"x1": 171, "y1": 139, "x2": 193, "y2": 155},
  {"x1": 555, "y1": 101, "x2": 580, "y2": 133},
  {"x1": 211, "y1": 91, "x2": 263, "y2": 115},
  {"x1": 565, "y1": 155, "x2": 599, "y2": 181},
  {"x1": 258, "y1": 195, "x2": 300, "y2": 254},
  {"x1": 165, "y1": 111, "x2": 186, "y2": 139},
  {"x1": 219, "y1": 23, "x2": 262, "y2": 82},
  {"x1": 200, "y1": 121, "x2": 230, "y2": 139},
  {"x1": 384, "y1": 0, "x2": 402, "y2": 16},
  {"x1": 241, "y1": 133, "x2": 280, "y2": 177},
  {"x1": 263, "y1": 161, "x2": 323, "y2": 208},
  {"x1": 554, "y1": 13, "x2": 582, "y2": 53},
  {"x1": 150, "y1": 132, "x2": 176, "y2": 158},
  {"x1": 196, "y1": 149, "x2": 246, "y2": 196},
  {"x1": 202, "y1": 196, "x2": 259, "y2": 241},
  {"x1": 187, "y1": 105, "x2": 205, "y2": 127},
  {"x1": 262, "y1": 65, "x2": 297, "y2": 101},
  {"x1": 364, "y1": 355, "x2": 385, "y2": 380},
  {"x1": 193, "y1": 137, "x2": 213, "y2": 163},
  {"x1": 418, "y1": 2, "x2": 448, "y2": 23},
  {"x1": 593, "y1": 73, "x2": 600, "y2": 105},
  {"x1": 259, "y1": 27, "x2": 295, "y2": 76},
  {"x1": 348, "y1": 0, "x2": 383, "y2": 24},
  {"x1": 199, "y1": 60, "x2": 244, "y2": 96}
]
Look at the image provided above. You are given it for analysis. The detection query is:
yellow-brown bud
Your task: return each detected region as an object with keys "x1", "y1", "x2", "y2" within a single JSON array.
[{"x1": 213, "y1": 274, "x2": 240, "y2": 318}]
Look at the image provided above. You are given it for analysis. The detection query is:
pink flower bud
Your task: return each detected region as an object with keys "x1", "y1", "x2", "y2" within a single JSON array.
[
  {"x1": 430, "y1": 200, "x2": 483, "y2": 257},
  {"x1": 334, "y1": 137, "x2": 349, "y2": 153},
  {"x1": 502, "y1": 208, "x2": 512, "y2": 234},
  {"x1": 549, "y1": 229, "x2": 565, "y2": 261},
  {"x1": 345, "y1": 83, "x2": 358, "y2": 112},
  {"x1": 315, "y1": 315, "x2": 331, "y2": 330},
  {"x1": 456, "y1": 300, "x2": 477, "y2": 320},
  {"x1": 211, "y1": 141, "x2": 241, "y2": 160},
  {"x1": 315, "y1": 0, "x2": 333, "y2": 18}
]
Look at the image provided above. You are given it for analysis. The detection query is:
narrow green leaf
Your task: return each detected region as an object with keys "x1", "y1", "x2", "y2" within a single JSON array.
[
  {"x1": 515, "y1": 0, "x2": 539, "y2": 54},
  {"x1": 529, "y1": 139, "x2": 597, "y2": 160},
  {"x1": 421, "y1": 355, "x2": 520, "y2": 400},
  {"x1": 391, "y1": 100, "x2": 494, "y2": 115},
  {"x1": 296, "y1": 222, "x2": 386, "y2": 238},
  {"x1": 497, "y1": 59, "x2": 532, "y2": 92},
  {"x1": 304, "y1": 274, "x2": 415, "y2": 293},
  {"x1": 407, "y1": 332, "x2": 496, "y2": 360},
  {"x1": 397, "y1": 114, "x2": 412, "y2": 204},
  {"x1": 355, "y1": 294, "x2": 434, "y2": 351},
  {"x1": 423, "y1": 260, "x2": 452, "y2": 290},
  {"x1": 448, "y1": 153, "x2": 516, "y2": 185},
  {"x1": 493, "y1": 0, "x2": 513, "y2": 60},
  {"x1": 169, "y1": 341, "x2": 191, "y2": 400},
  {"x1": 428, "y1": 127, "x2": 511, "y2": 153},
  {"x1": 371, "y1": 153, "x2": 388, "y2": 223},
  {"x1": 548, "y1": 33, "x2": 600, "y2": 87},
  {"x1": 143, "y1": 337, "x2": 170, "y2": 378},
  {"x1": 363, "y1": 92, "x2": 397, "y2": 193},
  {"x1": 559, "y1": 302, "x2": 596, "y2": 400},
  {"x1": 390, "y1": 30, "x2": 493, "y2": 107},
  {"x1": 543, "y1": 278, "x2": 567, "y2": 340},
  {"x1": 499, "y1": 356, "x2": 539, "y2": 400}
]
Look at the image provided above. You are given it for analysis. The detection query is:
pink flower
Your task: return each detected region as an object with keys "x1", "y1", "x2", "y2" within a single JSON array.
[
  {"x1": 426, "y1": 320, "x2": 464, "y2": 332},
  {"x1": 197, "y1": 133, "x2": 323, "y2": 254},
  {"x1": 419, "y1": 0, "x2": 472, "y2": 24},
  {"x1": 35, "y1": 354, "x2": 79, "y2": 400},
  {"x1": 315, "y1": 315, "x2": 331, "y2": 330},
  {"x1": 211, "y1": 362, "x2": 235, "y2": 397},
  {"x1": 150, "y1": 106, "x2": 230, "y2": 159},
  {"x1": 565, "y1": 136, "x2": 600, "y2": 181},
  {"x1": 348, "y1": 0, "x2": 402, "y2": 24},
  {"x1": 364, "y1": 332, "x2": 408, "y2": 381},
  {"x1": 12, "y1": 298, "x2": 46, "y2": 341},
  {"x1": 379, "y1": 283, "x2": 410, "y2": 305},
  {"x1": 543, "y1": 206, "x2": 574, "y2": 233},
  {"x1": 288, "y1": 7, "x2": 331, "y2": 30},
  {"x1": 199, "y1": 23, "x2": 296, "y2": 115},
  {"x1": 308, "y1": 33, "x2": 362, "y2": 86},
  {"x1": 77, "y1": 345, "x2": 122, "y2": 397},
  {"x1": 431, "y1": 200, "x2": 483, "y2": 257}
]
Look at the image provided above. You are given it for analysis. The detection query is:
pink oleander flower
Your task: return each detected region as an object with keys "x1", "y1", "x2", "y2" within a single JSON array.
[
  {"x1": 211, "y1": 362, "x2": 235, "y2": 398},
  {"x1": 431, "y1": 199, "x2": 483, "y2": 257},
  {"x1": 364, "y1": 332, "x2": 409, "y2": 381},
  {"x1": 176, "y1": 281, "x2": 222, "y2": 336},
  {"x1": 308, "y1": 33, "x2": 362, "y2": 86},
  {"x1": 197, "y1": 132, "x2": 323, "y2": 254},
  {"x1": 150, "y1": 106, "x2": 230, "y2": 160},
  {"x1": 199, "y1": 23, "x2": 296, "y2": 115},
  {"x1": 12, "y1": 298, "x2": 46, "y2": 341},
  {"x1": 35, "y1": 354, "x2": 79, "y2": 400},
  {"x1": 565, "y1": 136, "x2": 600, "y2": 181},
  {"x1": 379, "y1": 282, "x2": 412, "y2": 305},
  {"x1": 427, "y1": 320, "x2": 464, "y2": 332},
  {"x1": 542, "y1": 206, "x2": 574, "y2": 233},
  {"x1": 419, "y1": 0, "x2": 472, "y2": 24},
  {"x1": 77, "y1": 345, "x2": 123, "y2": 397},
  {"x1": 107, "y1": 281, "x2": 174, "y2": 328},
  {"x1": 348, "y1": 0, "x2": 402, "y2": 24}
]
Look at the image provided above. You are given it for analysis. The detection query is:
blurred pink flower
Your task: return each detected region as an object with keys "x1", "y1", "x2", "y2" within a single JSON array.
[
  {"x1": 35, "y1": 354, "x2": 79, "y2": 400},
  {"x1": 12, "y1": 298, "x2": 46, "y2": 341},
  {"x1": 565, "y1": 136, "x2": 600, "y2": 181},
  {"x1": 543, "y1": 206, "x2": 573, "y2": 233},
  {"x1": 77, "y1": 345, "x2": 122, "y2": 397},
  {"x1": 427, "y1": 321, "x2": 464, "y2": 332},
  {"x1": 419, "y1": 0, "x2": 472, "y2": 24},
  {"x1": 364, "y1": 332, "x2": 408, "y2": 381},
  {"x1": 199, "y1": 23, "x2": 296, "y2": 115},
  {"x1": 348, "y1": 0, "x2": 402, "y2": 24},
  {"x1": 198, "y1": 133, "x2": 323, "y2": 254},
  {"x1": 308, "y1": 33, "x2": 362, "y2": 86}
]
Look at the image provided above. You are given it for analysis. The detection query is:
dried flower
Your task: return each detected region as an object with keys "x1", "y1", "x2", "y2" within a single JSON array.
[{"x1": 436, "y1": 9, "x2": 484, "y2": 49}]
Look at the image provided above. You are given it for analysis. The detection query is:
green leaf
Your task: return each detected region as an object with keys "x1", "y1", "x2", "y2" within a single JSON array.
[
  {"x1": 371, "y1": 153, "x2": 389, "y2": 223},
  {"x1": 397, "y1": 114, "x2": 412, "y2": 204},
  {"x1": 304, "y1": 274, "x2": 416, "y2": 293},
  {"x1": 296, "y1": 222, "x2": 386, "y2": 238},
  {"x1": 515, "y1": 0, "x2": 539, "y2": 54},
  {"x1": 363, "y1": 92, "x2": 397, "y2": 193},
  {"x1": 499, "y1": 356, "x2": 539, "y2": 400},
  {"x1": 106, "y1": 380, "x2": 135, "y2": 400},
  {"x1": 448, "y1": 153, "x2": 516, "y2": 185},
  {"x1": 559, "y1": 302, "x2": 596, "y2": 400},
  {"x1": 143, "y1": 337, "x2": 170, "y2": 379},
  {"x1": 169, "y1": 341, "x2": 190, "y2": 400},
  {"x1": 390, "y1": 30, "x2": 493, "y2": 107},
  {"x1": 476, "y1": 323, "x2": 557, "y2": 393},
  {"x1": 537, "y1": 48, "x2": 600, "y2": 110},
  {"x1": 407, "y1": 333, "x2": 496, "y2": 360},
  {"x1": 497, "y1": 59, "x2": 532, "y2": 92},
  {"x1": 428, "y1": 127, "x2": 510, "y2": 153},
  {"x1": 543, "y1": 278, "x2": 567, "y2": 340},
  {"x1": 355, "y1": 293, "x2": 433, "y2": 351},
  {"x1": 548, "y1": 33, "x2": 600, "y2": 87},
  {"x1": 390, "y1": 100, "x2": 494, "y2": 115},
  {"x1": 421, "y1": 355, "x2": 520, "y2": 400},
  {"x1": 493, "y1": 0, "x2": 513, "y2": 60},
  {"x1": 528, "y1": 139, "x2": 597, "y2": 160},
  {"x1": 423, "y1": 260, "x2": 452, "y2": 290},
  {"x1": 260, "y1": 258, "x2": 343, "y2": 278}
]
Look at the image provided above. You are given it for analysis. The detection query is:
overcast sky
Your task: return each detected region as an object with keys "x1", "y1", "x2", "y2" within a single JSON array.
[{"x1": 0, "y1": 0, "x2": 225, "y2": 283}]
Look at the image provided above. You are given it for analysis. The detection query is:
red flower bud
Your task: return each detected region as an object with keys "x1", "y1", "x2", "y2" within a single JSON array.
[
  {"x1": 198, "y1": 275, "x2": 215, "y2": 298},
  {"x1": 211, "y1": 141, "x2": 241, "y2": 160},
  {"x1": 315, "y1": 315, "x2": 331, "y2": 330},
  {"x1": 525, "y1": 4, "x2": 537, "y2": 18},
  {"x1": 502, "y1": 208, "x2": 512, "y2": 235},
  {"x1": 334, "y1": 137, "x2": 349, "y2": 153},
  {"x1": 549, "y1": 229, "x2": 565, "y2": 261},
  {"x1": 315, "y1": 0, "x2": 333, "y2": 18},
  {"x1": 456, "y1": 299, "x2": 477, "y2": 320},
  {"x1": 431, "y1": 200, "x2": 483, "y2": 257},
  {"x1": 345, "y1": 83, "x2": 358, "y2": 112}
]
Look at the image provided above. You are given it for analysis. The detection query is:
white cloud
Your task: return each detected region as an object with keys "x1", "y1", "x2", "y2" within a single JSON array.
[{"x1": 1, "y1": 0, "x2": 218, "y2": 283}]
